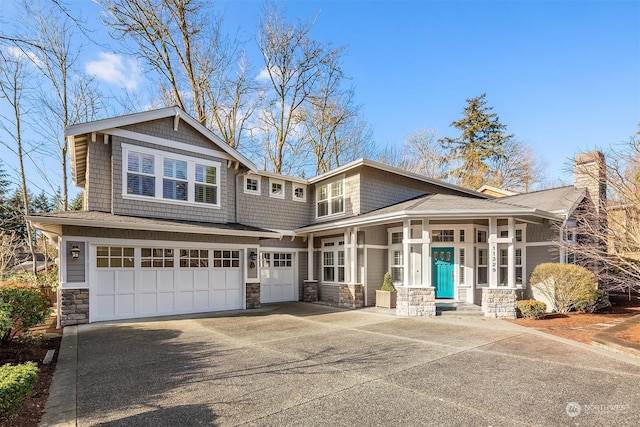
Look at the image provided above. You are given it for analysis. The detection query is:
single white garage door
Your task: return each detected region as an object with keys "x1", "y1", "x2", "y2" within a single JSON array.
[
  {"x1": 260, "y1": 252, "x2": 296, "y2": 303},
  {"x1": 91, "y1": 246, "x2": 242, "y2": 322}
]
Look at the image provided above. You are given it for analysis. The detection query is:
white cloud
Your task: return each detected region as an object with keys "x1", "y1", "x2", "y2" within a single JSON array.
[
  {"x1": 85, "y1": 52, "x2": 141, "y2": 91},
  {"x1": 255, "y1": 66, "x2": 271, "y2": 82},
  {"x1": 6, "y1": 46, "x2": 43, "y2": 67}
]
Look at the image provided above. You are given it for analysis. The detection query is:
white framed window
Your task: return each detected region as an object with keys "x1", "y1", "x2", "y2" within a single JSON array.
[
  {"x1": 498, "y1": 248, "x2": 524, "y2": 286},
  {"x1": 477, "y1": 248, "x2": 488, "y2": 285},
  {"x1": 459, "y1": 248, "x2": 466, "y2": 285},
  {"x1": 322, "y1": 238, "x2": 345, "y2": 283},
  {"x1": 293, "y1": 184, "x2": 306, "y2": 202},
  {"x1": 122, "y1": 144, "x2": 220, "y2": 208},
  {"x1": 476, "y1": 230, "x2": 488, "y2": 243},
  {"x1": 270, "y1": 178, "x2": 285, "y2": 199},
  {"x1": 388, "y1": 227, "x2": 404, "y2": 284},
  {"x1": 213, "y1": 250, "x2": 240, "y2": 268},
  {"x1": 431, "y1": 229, "x2": 454, "y2": 242},
  {"x1": 141, "y1": 248, "x2": 174, "y2": 268},
  {"x1": 244, "y1": 176, "x2": 261, "y2": 195},
  {"x1": 97, "y1": 246, "x2": 134, "y2": 268},
  {"x1": 179, "y1": 249, "x2": 209, "y2": 268},
  {"x1": 316, "y1": 179, "x2": 344, "y2": 218}
]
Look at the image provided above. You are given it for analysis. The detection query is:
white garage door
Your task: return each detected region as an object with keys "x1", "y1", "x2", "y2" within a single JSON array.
[
  {"x1": 260, "y1": 252, "x2": 296, "y2": 303},
  {"x1": 92, "y1": 246, "x2": 243, "y2": 322}
]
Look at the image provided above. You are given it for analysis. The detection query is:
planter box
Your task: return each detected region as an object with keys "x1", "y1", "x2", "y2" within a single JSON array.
[{"x1": 376, "y1": 290, "x2": 397, "y2": 308}]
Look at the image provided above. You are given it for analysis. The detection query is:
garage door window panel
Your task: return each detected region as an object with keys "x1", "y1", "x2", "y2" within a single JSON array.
[
  {"x1": 141, "y1": 248, "x2": 175, "y2": 268},
  {"x1": 180, "y1": 249, "x2": 209, "y2": 268},
  {"x1": 213, "y1": 250, "x2": 240, "y2": 268},
  {"x1": 97, "y1": 246, "x2": 134, "y2": 268}
]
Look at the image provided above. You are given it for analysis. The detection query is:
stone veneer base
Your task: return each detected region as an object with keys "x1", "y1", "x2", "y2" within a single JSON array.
[
  {"x1": 303, "y1": 280, "x2": 318, "y2": 302},
  {"x1": 482, "y1": 288, "x2": 517, "y2": 319},
  {"x1": 338, "y1": 284, "x2": 364, "y2": 309},
  {"x1": 395, "y1": 286, "x2": 436, "y2": 317},
  {"x1": 246, "y1": 282, "x2": 260, "y2": 309},
  {"x1": 60, "y1": 288, "x2": 89, "y2": 327}
]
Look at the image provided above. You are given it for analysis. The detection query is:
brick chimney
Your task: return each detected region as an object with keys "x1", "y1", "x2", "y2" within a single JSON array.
[{"x1": 574, "y1": 151, "x2": 607, "y2": 216}]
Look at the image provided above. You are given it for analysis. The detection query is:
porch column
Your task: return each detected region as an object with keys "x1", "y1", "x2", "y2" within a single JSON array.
[
  {"x1": 403, "y1": 219, "x2": 410, "y2": 286},
  {"x1": 489, "y1": 218, "x2": 499, "y2": 288},
  {"x1": 350, "y1": 227, "x2": 358, "y2": 284},
  {"x1": 422, "y1": 219, "x2": 430, "y2": 287},
  {"x1": 507, "y1": 217, "x2": 516, "y2": 288},
  {"x1": 307, "y1": 233, "x2": 314, "y2": 281},
  {"x1": 344, "y1": 229, "x2": 351, "y2": 283}
]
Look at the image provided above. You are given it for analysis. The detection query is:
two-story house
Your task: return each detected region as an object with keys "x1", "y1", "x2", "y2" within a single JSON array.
[{"x1": 27, "y1": 107, "x2": 604, "y2": 326}]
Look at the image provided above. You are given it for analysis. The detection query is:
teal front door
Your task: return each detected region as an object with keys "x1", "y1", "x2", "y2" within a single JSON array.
[{"x1": 432, "y1": 248, "x2": 454, "y2": 298}]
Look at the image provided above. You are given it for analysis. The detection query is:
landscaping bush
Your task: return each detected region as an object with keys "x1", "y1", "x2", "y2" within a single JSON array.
[
  {"x1": 530, "y1": 263, "x2": 598, "y2": 313},
  {"x1": 0, "y1": 362, "x2": 39, "y2": 419},
  {"x1": 575, "y1": 288, "x2": 605, "y2": 313},
  {"x1": 516, "y1": 299, "x2": 547, "y2": 319},
  {"x1": 8, "y1": 268, "x2": 59, "y2": 291},
  {"x1": 0, "y1": 285, "x2": 51, "y2": 342},
  {"x1": 381, "y1": 272, "x2": 396, "y2": 292},
  {"x1": 0, "y1": 302, "x2": 13, "y2": 339}
]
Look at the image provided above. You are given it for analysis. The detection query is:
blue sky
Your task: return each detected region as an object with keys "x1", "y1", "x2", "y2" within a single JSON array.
[{"x1": 0, "y1": 0, "x2": 638, "y2": 196}]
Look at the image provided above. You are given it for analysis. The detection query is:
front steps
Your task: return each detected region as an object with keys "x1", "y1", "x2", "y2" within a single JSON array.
[{"x1": 436, "y1": 301, "x2": 484, "y2": 316}]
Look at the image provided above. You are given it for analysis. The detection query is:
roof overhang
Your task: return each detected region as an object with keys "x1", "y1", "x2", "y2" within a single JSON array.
[
  {"x1": 27, "y1": 215, "x2": 281, "y2": 239},
  {"x1": 295, "y1": 208, "x2": 563, "y2": 234}
]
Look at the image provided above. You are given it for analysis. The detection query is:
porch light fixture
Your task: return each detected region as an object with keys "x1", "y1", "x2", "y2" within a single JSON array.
[
  {"x1": 249, "y1": 251, "x2": 257, "y2": 261},
  {"x1": 71, "y1": 245, "x2": 80, "y2": 259}
]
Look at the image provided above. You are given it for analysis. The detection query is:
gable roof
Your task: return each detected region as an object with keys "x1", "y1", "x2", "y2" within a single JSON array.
[
  {"x1": 499, "y1": 186, "x2": 586, "y2": 215},
  {"x1": 308, "y1": 158, "x2": 489, "y2": 199},
  {"x1": 66, "y1": 106, "x2": 258, "y2": 187},
  {"x1": 296, "y1": 192, "x2": 562, "y2": 233}
]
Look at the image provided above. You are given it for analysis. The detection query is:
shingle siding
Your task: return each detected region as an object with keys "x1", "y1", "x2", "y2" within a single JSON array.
[
  {"x1": 122, "y1": 118, "x2": 214, "y2": 150},
  {"x1": 527, "y1": 220, "x2": 558, "y2": 243},
  {"x1": 366, "y1": 248, "x2": 387, "y2": 306},
  {"x1": 85, "y1": 141, "x2": 112, "y2": 212},
  {"x1": 237, "y1": 176, "x2": 311, "y2": 229}
]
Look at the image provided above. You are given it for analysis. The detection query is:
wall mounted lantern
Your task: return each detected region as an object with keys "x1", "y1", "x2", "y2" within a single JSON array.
[{"x1": 71, "y1": 245, "x2": 80, "y2": 259}]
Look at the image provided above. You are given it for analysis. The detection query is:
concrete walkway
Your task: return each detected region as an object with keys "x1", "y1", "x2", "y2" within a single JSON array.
[{"x1": 41, "y1": 303, "x2": 640, "y2": 426}]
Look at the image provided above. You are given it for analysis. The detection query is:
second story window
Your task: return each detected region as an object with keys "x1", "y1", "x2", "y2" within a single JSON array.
[
  {"x1": 127, "y1": 151, "x2": 155, "y2": 197},
  {"x1": 293, "y1": 184, "x2": 306, "y2": 202},
  {"x1": 244, "y1": 176, "x2": 260, "y2": 195},
  {"x1": 270, "y1": 178, "x2": 284, "y2": 199},
  {"x1": 316, "y1": 179, "x2": 344, "y2": 218},
  {"x1": 122, "y1": 144, "x2": 220, "y2": 208}
]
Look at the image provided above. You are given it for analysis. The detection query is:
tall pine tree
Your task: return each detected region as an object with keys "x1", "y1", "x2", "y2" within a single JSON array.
[{"x1": 439, "y1": 93, "x2": 513, "y2": 190}]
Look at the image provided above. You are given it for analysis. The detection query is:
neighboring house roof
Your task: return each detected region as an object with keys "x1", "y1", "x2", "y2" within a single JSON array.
[
  {"x1": 477, "y1": 185, "x2": 519, "y2": 197},
  {"x1": 308, "y1": 158, "x2": 489, "y2": 199},
  {"x1": 499, "y1": 186, "x2": 586, "y2": 215},
  {"x1": 296, "y1": 193, "x2": 563, "y2": 233},
  {"x1": 26, "y1": 211, "x2": 280, "y2": 240},
  {"x1": 66, "y1": 106, "x2": 258, "y2": 187}
]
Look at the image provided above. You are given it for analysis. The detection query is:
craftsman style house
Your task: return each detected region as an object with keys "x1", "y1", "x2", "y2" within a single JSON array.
[{"x1": 27, "y1": 107, "x2": 604, "y2": 325}]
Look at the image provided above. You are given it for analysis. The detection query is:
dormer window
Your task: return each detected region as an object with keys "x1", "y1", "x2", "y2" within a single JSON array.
[
  {"x1": 244, "y1": 176, "x2": 261, "y2": 195},
  {"x1": 127, "y1": 151, "x2": 155, "y2": 197},
  {"x1": 270, "y1": 178, "x2": 285, "y2": 199}
]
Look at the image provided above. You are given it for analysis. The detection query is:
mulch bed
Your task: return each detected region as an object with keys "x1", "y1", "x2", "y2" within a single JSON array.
[{"x1": 0, "y1": 313, "x2": 62, "y2": 427}]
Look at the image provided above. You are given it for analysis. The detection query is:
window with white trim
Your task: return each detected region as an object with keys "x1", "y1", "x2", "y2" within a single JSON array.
[
  {"x1": 122, "y1": 144, "x2": 220, "y2": 207},
  {"x1": 244, "y1": 176, "x2": 261, "y2": 195},
  {"x1": 180, "y1": 249, "x2": 209, "y2": 268},
  {"x1": 477, "y1": 248, "x2": 488, "y2": 285},
  {"x1": 293, "y1": 184, "x2": 306, "y2": 202},
  {"x1": 316, "y1": 179, "x2": 344, "y2": 217},
  {"x1": 322, "y1": 239, "x2": 344, "y2": 283},
  {"x1": 431, "y1": 229, "x2": 454, "y2": 242},
  {"x1": 97, "y1": 246, "x2": 134, "y2": 268},
  {"x1": 270, "y1": 178, "x2": 285, "y2": 199},
  {"x1": 141, "y1": 248, "x2": 174, "y2": 268},
  {"x1": 213, "y1": 250, "x2": 240, "y2": 268},
  {"x1": 388, "y1": 228, "x2": 404, "y2": 284},
  {"x1": 459, "y1": 248, "x2": 465, "y2": 285},
  {"x1": 498, "y1": 248, "x2": 524, "y2": 286},
  {"x1": 261, "y1": 253, "x2": 292, "y2": 268}
]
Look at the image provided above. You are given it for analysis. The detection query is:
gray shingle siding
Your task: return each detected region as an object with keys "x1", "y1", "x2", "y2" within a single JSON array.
[
  {"x1": 66, "y1": 241, "x2": 86, "y2": 282},
  {"x1": 122, "y1": 118, "x2": 214, "y2": 150},
  {"x1": 366, "y1": 248, "x2": 387, "y2": 306},
  {"x1": 298, "y1": 252, "x2": 308, "y2": 300},
  {"x1": 237, "y1": 176, "x2": 311, "y2": 229},
  {"x1": 62, "y1": 225, "x2": 258, "y2": 245},
  {"x1": 527, "y1": 220, "x2": 558, "y2": 243},
  {"x1": 85, "y1": 140, "x2": 112, "y2": 212},
  {"x1": 259, "y1": 237, "x2": 307, "y2": 249}
]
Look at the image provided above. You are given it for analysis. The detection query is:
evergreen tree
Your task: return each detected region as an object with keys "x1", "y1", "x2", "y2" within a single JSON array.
[
  {"x1": 32, "y1": 190, "x2": 53, "y2": 213},
  {"x1": 439, "y1": 93, "x2": 513, "y2": 190},
  {"x1": 69, "y1": 191, "x2": 84, "y2": 211}
]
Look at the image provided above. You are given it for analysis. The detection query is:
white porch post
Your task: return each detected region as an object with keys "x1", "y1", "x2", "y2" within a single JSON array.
[
  {"x1": 350, "y1": 227, "x2": 358, "y2": 284},
  {"x1": 344, "y1": 229, "x2": 351, "y2": 283},
  {"x1": 489, "y1": 218, "x2": 499, "y2": 288},
  {"x1": 507, "y1": 217, "x2": 516, "y2": 288},
  {"x1": 422, "y1": 219, "x2": 430, "y2": 287},
  {"x1": 307, "y1": 233, "x2": 314, "y2": 281},
  {"x1": 403, "y1": 219, "x2": 410, "y2": 286}
]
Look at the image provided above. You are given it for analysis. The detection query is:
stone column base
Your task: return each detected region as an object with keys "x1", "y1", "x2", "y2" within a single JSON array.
[
  {"x1": 482, "y1": 288, "x2": 517, "y2": 318},
  {"x1": 303, "y1": 280, "x2": 318, "y2": 302},
  {"x1": 396, "y1": 286, "x2": 436, "y2": 317},
  {"x1": 60, "y1": 288, "x2": 89, "y2": 327},
  {"x1": 338, "y1": 283, "x2": 364, "y2": 309},
  {"x1": 246, "y1": 282, "x2": 261, "y2": 309}
]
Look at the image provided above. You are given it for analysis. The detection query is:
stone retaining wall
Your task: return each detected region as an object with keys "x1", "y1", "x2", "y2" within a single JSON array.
[
  {"x1": 61, "y1": 288, "x2": 89, "y2": 326},
  {"x1": 395, "y1": 286, "x2": 436, "y2": 316},
  {"x1": 246, "y1": 282, "x2": 260, "y2": 309},
  {"x1": 303, "y1": 280, "x2": 318, "y2": 302},
  {"x1": 338, "y1": 284, "x2": 364, "y2": 309},
  {"x1": 482, "y1": 288, "x2": 517, "y2": 318}
]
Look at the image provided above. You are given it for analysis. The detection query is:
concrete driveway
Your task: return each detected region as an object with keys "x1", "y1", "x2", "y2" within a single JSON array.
[{"x1": 43, "y1": 303, "x2": 640, "y2": 426}]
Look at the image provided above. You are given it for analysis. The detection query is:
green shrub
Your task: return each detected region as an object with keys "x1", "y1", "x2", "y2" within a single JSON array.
[
  {"x1": 0, "y1": 362, "x2": 39, "y2": 419},
  {"x1": 0, "y1": 285, "x2": 51, "y2": 342},
  {"x1": 0, "y1": 302, "x2": 12, "y2": 338},
  {"x1": 575, "y1": 289, "x2": 605, "y2": 313},
  {"x1": 530, "y1": 263, "x2": 598, "y2": 313},
  {"x1": 8, "y1": 267, "x2": 59, "y2": 290},
  {"x1": 516, "y1": 299, "x2": 547, "y2": 319},
  {"x1": 381, "y1": 272, "x2": 396, "y2": 292}
]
